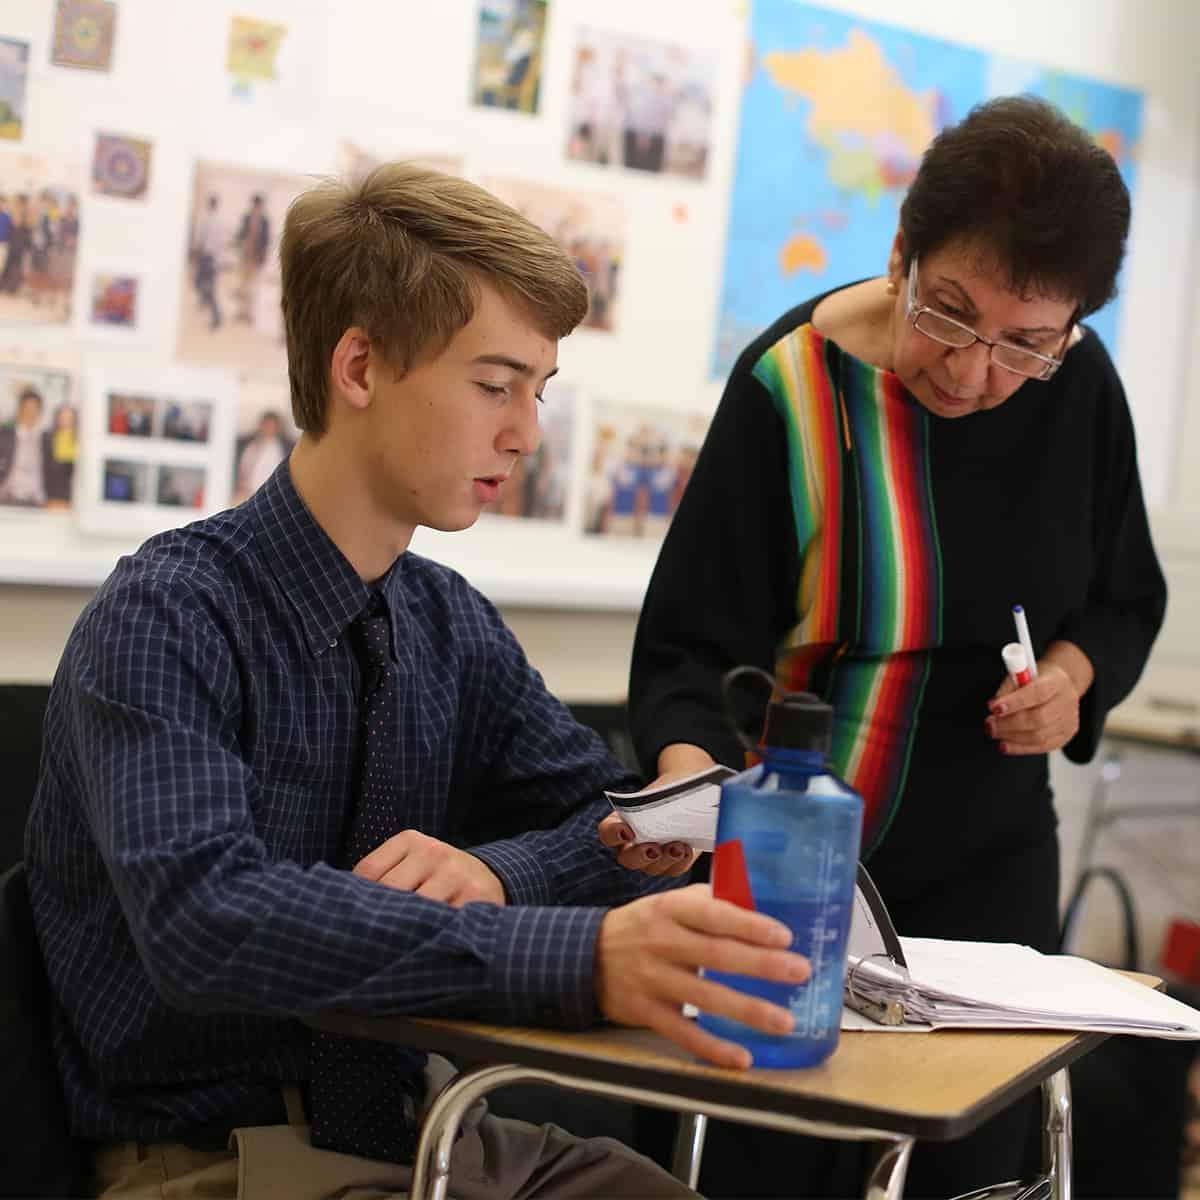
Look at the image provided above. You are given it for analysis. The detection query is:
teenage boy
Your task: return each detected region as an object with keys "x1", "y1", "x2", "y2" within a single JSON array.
[{"x1": 26, "y1": 164, "x2": 808, "y2": 1199}]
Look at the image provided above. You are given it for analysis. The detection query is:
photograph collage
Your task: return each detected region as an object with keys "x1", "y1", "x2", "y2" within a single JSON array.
[
  {"x1": 74, "y1": 359, "x2": 235, "y2": 536},
  {"x1": 0, "y1": 0, "x2": 719, "y2": 547}
]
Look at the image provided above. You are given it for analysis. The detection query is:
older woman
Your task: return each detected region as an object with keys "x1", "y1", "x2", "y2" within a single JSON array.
[{"x1": 616, "y1": 96, "x2": 1167, "y2": 1196}]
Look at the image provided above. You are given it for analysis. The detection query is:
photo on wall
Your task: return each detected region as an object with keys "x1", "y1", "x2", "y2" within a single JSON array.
[
  {"x1": 565, "y1": 28, "x2": 717, "y2": 179},
  {"x1": 231, "y1": 376, "x2": 295, "y2": 503},
  {"x1": 155, "y1": 463, "x2": 207, "y2": 507},
  {"x1": 106, "y1": 391, "x2": 156, "y2": 437},
  {"x1": 163, "y1": 397, "x2": 213, "y2": 443},
  {"x1": 0, "y1": 358, "x2": 78, "y2": 511},
  {"x1": 177, "y1": 160, "x2": 307, "y2": 373},
  {"x1": 221, "y1": 7, "x2": 325, "y2": 119},
  {"x1": 92, "y1": 131, "x2": 153, "y2": 200},
  {"x1": 100, "y1": 457, "x2": 151, "y2": 504},
  {"x1": 480, "y1": 175, "x2": 624, "y2": 332},
  {"x1": 0, "y1": 37, "x2": 30, "y2": 141},
  {"x1": 51, "y1": 0, "x2": 118, "y2": 71},
  {"x1": 226, "y1": 15, "x2": 288, "y2": 96},
  {"x1": 470, "y1": 0, "x2": 548, "y2": 115},
  {"x1": 585, "y1": 400, "x2": 708, "y2": 539},
  {"x1": 0, "y1": 151, "x2": 81, "y2": 326},
  {"x1": 482, "y1": 381, "x2": 574, "y2": 522},
  {"x1": 77, "y1": 359, "x2": 236, "y2": 537},
  {"x1": 90, "y1": 273, "x2": 139, "y2": 327}
]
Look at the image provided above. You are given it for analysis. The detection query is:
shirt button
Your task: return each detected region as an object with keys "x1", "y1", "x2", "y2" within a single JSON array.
[{"x1": 329, "y1": 639, "x2": 338, "y2": 649}]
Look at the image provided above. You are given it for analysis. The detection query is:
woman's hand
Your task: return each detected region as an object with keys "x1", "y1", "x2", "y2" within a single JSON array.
[
  {"x1": 986, "y1": 639, "x2": 1095, "y2": 755},
  {"x1": 597, "y1": 743, "x2": 716, "y2": 876}
]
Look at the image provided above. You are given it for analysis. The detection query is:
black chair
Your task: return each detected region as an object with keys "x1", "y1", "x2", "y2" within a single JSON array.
[
  {"x1": 0, "y1": 683, "x2": 90, "y2": 1196},
  {"x1": 0, "y1": 861, "x2": 90, "y2": 1197},
  {"x1": 0, "y1": 683, "x2": 50, "y2": 873}
]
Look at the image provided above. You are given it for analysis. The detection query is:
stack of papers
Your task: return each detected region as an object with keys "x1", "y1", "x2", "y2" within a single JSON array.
[{"x1": 845, "y1": 938, "x2": 1200, "y2": 1038}]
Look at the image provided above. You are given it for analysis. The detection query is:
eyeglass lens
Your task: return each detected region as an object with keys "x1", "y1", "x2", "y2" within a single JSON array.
[{"x1": 914, "y1": 311, "x2": 1050, "y2": 377}]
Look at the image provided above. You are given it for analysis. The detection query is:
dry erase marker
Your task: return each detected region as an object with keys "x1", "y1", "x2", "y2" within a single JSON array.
[
  {"x1": 1011, "y1": 604, "x2": 1038, "y2": 679},
  {"x1": 1002, "y1": 642, "x2": 1033, "y2": 687}
]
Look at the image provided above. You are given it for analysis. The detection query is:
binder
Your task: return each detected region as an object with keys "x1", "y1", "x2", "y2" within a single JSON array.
[
  {"x1": 844, "y1": 864, "x2": 908, "y2": 1026},
  {"x1": 842, "y1": 865, "x2": 1200, "y2": 1039}
]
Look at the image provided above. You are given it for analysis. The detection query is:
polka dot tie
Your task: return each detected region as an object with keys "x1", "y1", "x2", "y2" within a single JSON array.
[{"x1": 308, "y1": 592, "x2": 427, "y2": 1163}]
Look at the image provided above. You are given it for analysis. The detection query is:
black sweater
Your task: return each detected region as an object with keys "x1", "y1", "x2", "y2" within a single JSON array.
[{"x1": 629, "y1": 294, "x2": 1166, "y2": 904}]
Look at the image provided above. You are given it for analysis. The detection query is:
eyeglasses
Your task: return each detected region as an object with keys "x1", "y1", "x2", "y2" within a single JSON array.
[{"x1": 904, "y1": 256, "x2": 1066, "y2": 381}]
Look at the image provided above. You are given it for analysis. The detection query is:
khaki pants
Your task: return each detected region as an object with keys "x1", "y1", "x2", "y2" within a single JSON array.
[{"x1": 92, "y1": 1055, "x2": 697, "y2": 1200}]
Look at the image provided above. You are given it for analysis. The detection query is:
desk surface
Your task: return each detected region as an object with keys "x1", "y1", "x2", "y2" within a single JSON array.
[
  {"x1": 1105, "y1": 708, "x2": 1200, "y2": 751},
  {"x1": 309, "y1": 971, "x2": 1160, "y2": 1142}
]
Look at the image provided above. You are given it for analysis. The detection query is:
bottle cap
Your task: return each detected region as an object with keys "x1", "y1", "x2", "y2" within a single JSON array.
[
  {"x1": 1001, "y1": 642, "x2": 1028, "y2": 676},
  {"x1": 762, "y1": 689, "x2": 833, "y2": 754}
]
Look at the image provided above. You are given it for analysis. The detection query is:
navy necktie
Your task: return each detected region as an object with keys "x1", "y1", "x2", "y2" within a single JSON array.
[{"x1": 308, "y1": 592, "x2": 427, "y2": 1162}]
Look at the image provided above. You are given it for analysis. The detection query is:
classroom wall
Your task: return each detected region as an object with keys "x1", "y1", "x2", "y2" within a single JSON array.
[
  {"x1": 1, "y1": 0, "x2": 1198, "y2": 703},
  {"x1": 0, "y1": 582, "x2": 640, "y2": 700},
  {"x1": 2, "y1": 0, "x2": 1197, "y2": 973}
]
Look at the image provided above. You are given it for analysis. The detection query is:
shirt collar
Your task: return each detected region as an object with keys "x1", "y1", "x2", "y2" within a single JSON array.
[{"x1": 246, "y1": 461, "x2": 404, "y2": 660}]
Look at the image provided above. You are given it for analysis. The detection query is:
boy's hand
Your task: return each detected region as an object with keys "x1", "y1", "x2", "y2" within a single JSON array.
[
  {"x1": 593, "y1": 884, "x2": 809, "y2": 1069},
  {"x1": 353, "y1": 830, "x2": 505, "y2": 907}
]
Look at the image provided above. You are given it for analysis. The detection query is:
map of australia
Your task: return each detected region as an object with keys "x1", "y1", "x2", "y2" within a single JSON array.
[{"x1": 712, "y1": 2, "x2": 1142, "y2": 376}]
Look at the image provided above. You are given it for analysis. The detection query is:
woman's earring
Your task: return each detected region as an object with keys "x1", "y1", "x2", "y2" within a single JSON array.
[{"x1": 885, "y1": 278, "x2": 899, "y2": 296}]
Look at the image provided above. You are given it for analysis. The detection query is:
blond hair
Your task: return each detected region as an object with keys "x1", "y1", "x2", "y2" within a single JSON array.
[{"x1": 279, "y1": 163, "x2": 590, "y2": 432}]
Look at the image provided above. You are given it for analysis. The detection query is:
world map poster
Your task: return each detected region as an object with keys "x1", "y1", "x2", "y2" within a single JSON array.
[{"x1": 712, "y1": 0, "x2": 1143, "y2": 377}]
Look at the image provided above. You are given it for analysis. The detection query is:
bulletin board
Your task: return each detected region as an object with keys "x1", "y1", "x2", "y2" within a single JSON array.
[{"x1": 0, "y1": 0, "x2": 1192, "y2": 609}]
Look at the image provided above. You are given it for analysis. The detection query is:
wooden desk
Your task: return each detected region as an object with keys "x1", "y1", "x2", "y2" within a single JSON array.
[{"x1": 309, "y1": 973, "x2": 1160, "y2": 1200}]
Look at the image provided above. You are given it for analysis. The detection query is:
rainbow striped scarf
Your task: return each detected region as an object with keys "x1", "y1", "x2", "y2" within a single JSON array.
[{"x1": 756, "y1": 323, "x2": 942, "y2": 853}]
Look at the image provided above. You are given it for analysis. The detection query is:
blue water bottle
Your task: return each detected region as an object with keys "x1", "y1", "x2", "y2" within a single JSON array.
[{"x1": 698, "y1": 667, "x2": 864, "y2": 1068}]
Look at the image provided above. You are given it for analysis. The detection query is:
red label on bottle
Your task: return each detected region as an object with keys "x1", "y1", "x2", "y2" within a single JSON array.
[{"x1": 712, "y1": 839, "x2": 756, "y2": 911}]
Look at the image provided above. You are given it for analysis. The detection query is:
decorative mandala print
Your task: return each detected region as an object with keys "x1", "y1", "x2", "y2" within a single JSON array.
[
  {"x1": 92, "y1": 132, "x2": 152, "y2": 199},
  {"x1": 51, "y1": 0, "x2": 117, "y2": 72}
]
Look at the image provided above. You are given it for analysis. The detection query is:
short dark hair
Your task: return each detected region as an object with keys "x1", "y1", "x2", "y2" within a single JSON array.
[
  {"x1": 899, "y1": 95, "x2": 1130, "y2": 318},
  {"x1": 17, "y1": 387, "x2": 44, "y2": 412}
]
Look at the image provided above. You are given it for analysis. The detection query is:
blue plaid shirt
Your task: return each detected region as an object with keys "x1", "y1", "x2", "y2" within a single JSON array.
[{"x1": 26, "y1": 463, "x2": 663, "y2": 1143}]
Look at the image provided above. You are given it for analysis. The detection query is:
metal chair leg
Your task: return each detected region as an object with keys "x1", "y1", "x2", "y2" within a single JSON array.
[
  {"x1": 942, "y1": 1068, "x2": 1072, "y2": 1200},
  {"x1": 410, "y1": 1064, "x2": 525, "y2": 1200},
  {"x1": 1041, "y1": 1067, "x2": 1072, "y2": 1200},
  {"x1": 865, "y1": 1136, "x2": 914, "y2": 1200},
  {"x1": 670, "y1": 1111, "x2": 708, "y2": 1189}
]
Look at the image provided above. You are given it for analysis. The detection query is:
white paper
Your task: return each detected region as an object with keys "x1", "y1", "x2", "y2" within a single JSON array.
[
  {"x1": 604, "y1": 765, "x2": 734, "y2": 851},
  {"x1": 842, "y1": 936, "x2": 1200, "y2": 1038}
]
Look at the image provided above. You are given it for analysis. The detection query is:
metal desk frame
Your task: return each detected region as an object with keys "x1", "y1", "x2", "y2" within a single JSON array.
[
  {"x1": 408, "y1": 1062, "x2": 1072, "y2": 1200},
  {"x1": 306, "y1": 1010, "x2": 1102, "y2": 1200}
]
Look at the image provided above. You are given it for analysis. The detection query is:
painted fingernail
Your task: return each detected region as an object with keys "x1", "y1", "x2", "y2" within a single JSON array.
[
  {"x1": 992, "y1": 703, "x2": 1007, "y2": 716},
  {"x1": 999, "y1": 742, "x2": 1009, "y2": 754},
  {"x1": 615, "y1": 827, "x2": 634, "y2": 843},
  {"x1": 668, "y1": 845, "x2": 687, "y2": 859},
  {"x1": 644, "y1": 847, "x2": 661, "y2": 861},
  {"x1": 985, "y1": 719, "x2": 996, "y2": 737}
]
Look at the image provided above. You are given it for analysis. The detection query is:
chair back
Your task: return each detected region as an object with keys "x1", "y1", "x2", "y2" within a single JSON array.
[
  {"x1": 0, "y1": 683, "x2": 50, "y2": 873},
  {"x1": 0, "y1": 861, "x2": 89, "y2": 1197}
]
